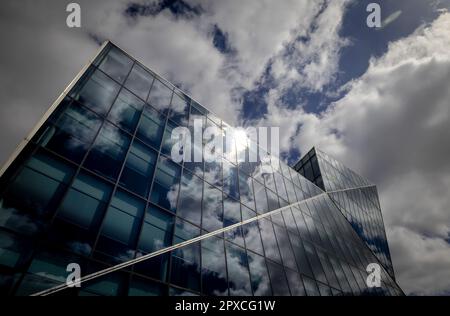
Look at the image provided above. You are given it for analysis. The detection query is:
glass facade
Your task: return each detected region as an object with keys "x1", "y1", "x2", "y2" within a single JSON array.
[
  {"x1": 0, "y1": 42, "x2": 402, "y2": 296},
  {"x1": 294, "y1": 148, "x2": 395, "y2": 279}
]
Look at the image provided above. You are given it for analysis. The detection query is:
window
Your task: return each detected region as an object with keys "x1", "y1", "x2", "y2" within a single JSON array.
[
  {"x1": 0, "y1": 151, "x2": 75, "y2": 235},
  {"x1": 150, "y1": 157, "x2": 181, "y2": 212},
  {"x1": 241, "y1": 207, "x2": 264, "y2": 255},
  {"x1": 147, "y1": 78, "x2": 172, "y2": 113},
  {"x1": 98, "y1": 46, "x2": 133, "y2": 84},
  {"x1": 239, "y1": 172, "x2": 255, "y2": 210},
  {"x1": 274, "y1": 172, "x2": 288, "y2": 202},
  {"x1": 303, "y1": 241, "x2": 328, "y2": 285},
  {"x1": 170, "y1": 242, "x2": 201, "y2": 292},
  {"x1": 266, "y1": 261, "x2": 290, "y2": 296},
  {"x1": 285, "y1": 269, "x2": 306, "y2": 296},
  {"x1": 168, "y1": 91, "x2": 190, "y2": 126},
  {"x1": 201, "y1": 237, "x2": 228, "y2": 296},
  {"x1": 201, "y1": 184, "x2": 223, "y2": 232},
  {"x1": 124, "y1": 63, "x2": 154, "y2": 101},
  {"x1": 247, "y1": 251, "x2": 271, "y2": 296},
  {"x1": 138, "y1": 205, "x2": 174, "y2": 253},
  {"x1": 136, "y1": 105, "x2": 165, "y2": 149},
  {"x1": 259, "y1": 219, "x2": 281, "y2": 263},
  {"x1": 83, "y1": 122, "x2": 131, "y2": 181},
  {"x1": 223, "y1": 160, "x2": 239, "y2": 200},
  {"x1": 128, "y1": 276, "x2": 166, "y2": 296},
  {"x1": 119, "y1": 139, "x2": 157, "y2": 197},
  {"x1": 253, "y1": 180, "x2": 268, "y2": 214},
  {"x1": 225, "y1": 242, "x2": 252, "y2": 296},
  {"x1": 160, "y1": 121, "x2": 178, "y2": 156},
  {"x1": 108, "y1": 88, "x2": 144, "y2": 133},
  {"x1": 97, "y1": 189, "x2": 145, "y2": 251},
  {"x1": 266, "y1": 189, "x2": 279, "y2": 212},
  {"x1": 37, "y1": 102, "x2": 102, "y2": 163},
  {"x1": 204, "y1": 160, "x2": 222, "y2": 188},
  {"x1": 177, "y1": 170, "x2": 203, "y2": 226},
  {"x1": 57, "y1": 171, "x2": 112, "y2": 230},
  {"x1": 272, "y1": 225, "x2": 297, "y2": 271},
  {"x1": 71, "y1": 68, "x2": 121, "y2": 116},
  {"x1": 288, "y1": 232, "x2": 314, "y2": 279},
  {"x1": 303, "y1": 276, "x2": 320, "y2": 296}
]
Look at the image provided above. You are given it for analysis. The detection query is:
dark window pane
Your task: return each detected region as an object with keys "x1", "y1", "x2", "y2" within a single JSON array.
[
  {"x1": 119, "y1": 139, "x2": 157, "y2": 197},
  {"x1": 242, "y1": 213, "x2": 264, "y2": 255},
  {"x1": 108, "y1": 88, "x2": 144, "y2": 133},
  {"x1": 124, "y1": 63, "x2": 154, "y2": 101},
  {"x1": 136, "y1": 105, "x2": 165, "y2": 148},
  {"x1": 57, "y1": 171, "x2": 112, "y2": 230},
  {"x1": 266, "y1": 261, "x2": 290, "y2": 296},
  {"x1": 0, "y1": 151, "x2": 75, "y2": 235},
  {"x1": 177, "y1": 170, "x2": 202, "y2": 226},
  {"x1": 138, "y1": 205, "x2": 174, "y2": 253},
  {"x1": 84, "y1": 122, "x2": 131, "y2": 181},
  {"x1": 98, "y1": 47, "x2": 133, "y2": 83},
  {"x1": 225, "y1": 242, "x2": 252, "y2": 296},
  {"x1": 170, "y1": 242, "x2": 201, "y2": 292},
  {"x1": 247, "y1": 251, "x2": 272, "y2": 296},
  {"x1": 71, "y1": 68, "x2": 120, "y2": 115},
  {"x1": 147, "y1": 78, "x2": 172, "y2": 113},
  {"x1": 150, "y1": 157, "x2": 181, "y2": 212},
  {"x1": 303, "y1": 241, "x2": 328, "y2": 284},
  {"x1": 98, "y1": 189, "x2": 145, "y2": 247},
  {"x1": 128, "y1": 276, "x2": 166, "y2": 296}
]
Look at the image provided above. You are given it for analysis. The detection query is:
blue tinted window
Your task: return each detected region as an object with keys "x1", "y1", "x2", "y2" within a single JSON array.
[
  {"x1": 138, "y1": 206, "x2": 174, "y2": 253},
  {"x1": 108, "y1": 88, "x2": 144, "y2": 133},
  {"x1": 57, "y1": 171, "x2": 112, "y2": 230},
  {"x1": 160, "y1": 121, "x2": 178, "y2": 156},
  {"x1": 128, "y1": 276, "x2": 166, "y2": 296},
  {"x1": 84, "y1": 122, "x2": 131, "y2": 181},
  {"x1": 136, "y1": 105, "x2": 165, "y2": 149},
  {"x1": 119, "y1": 139, "x2": 157, "y2": 197},
  {"x1": 0, "y1": 151, "x2": 75, "y2": 235},
  {"x1": 150, "y1": 157, "x2": 181, "y2": 212},
  {"x1": 71, "y1": 68, "x2": 120, "y2": 115},
  {"x1": 100, "y1": 190, "x2": 145, "y2": 245},
  {"x1": 272, "y1": 224, "x2": 297, "y2": 271},
  {"x1": 98, "y1": 47, "x2": 133, "y2": 83},
  {"x1": 239, "y1": 172, "x2": 255, "y2": 210},
  {"x1": 241, "y1": 207, "x2": 264, "y2": 255},
  {"x1": 124, "y1": 63, "x2": 154, "y2": 101},
  {"x1": 204, "y1": 161, "x2": 222, "y2": 187}
]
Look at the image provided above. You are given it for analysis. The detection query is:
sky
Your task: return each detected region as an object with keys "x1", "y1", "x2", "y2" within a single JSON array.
[{"x1": 0, "y1": 0, "x2": 449, "y2": 295}]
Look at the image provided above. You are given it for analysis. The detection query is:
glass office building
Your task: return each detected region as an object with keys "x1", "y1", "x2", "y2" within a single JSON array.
[{"x1": 0, "y1": 42, "x2": 403, "y2": 296}]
